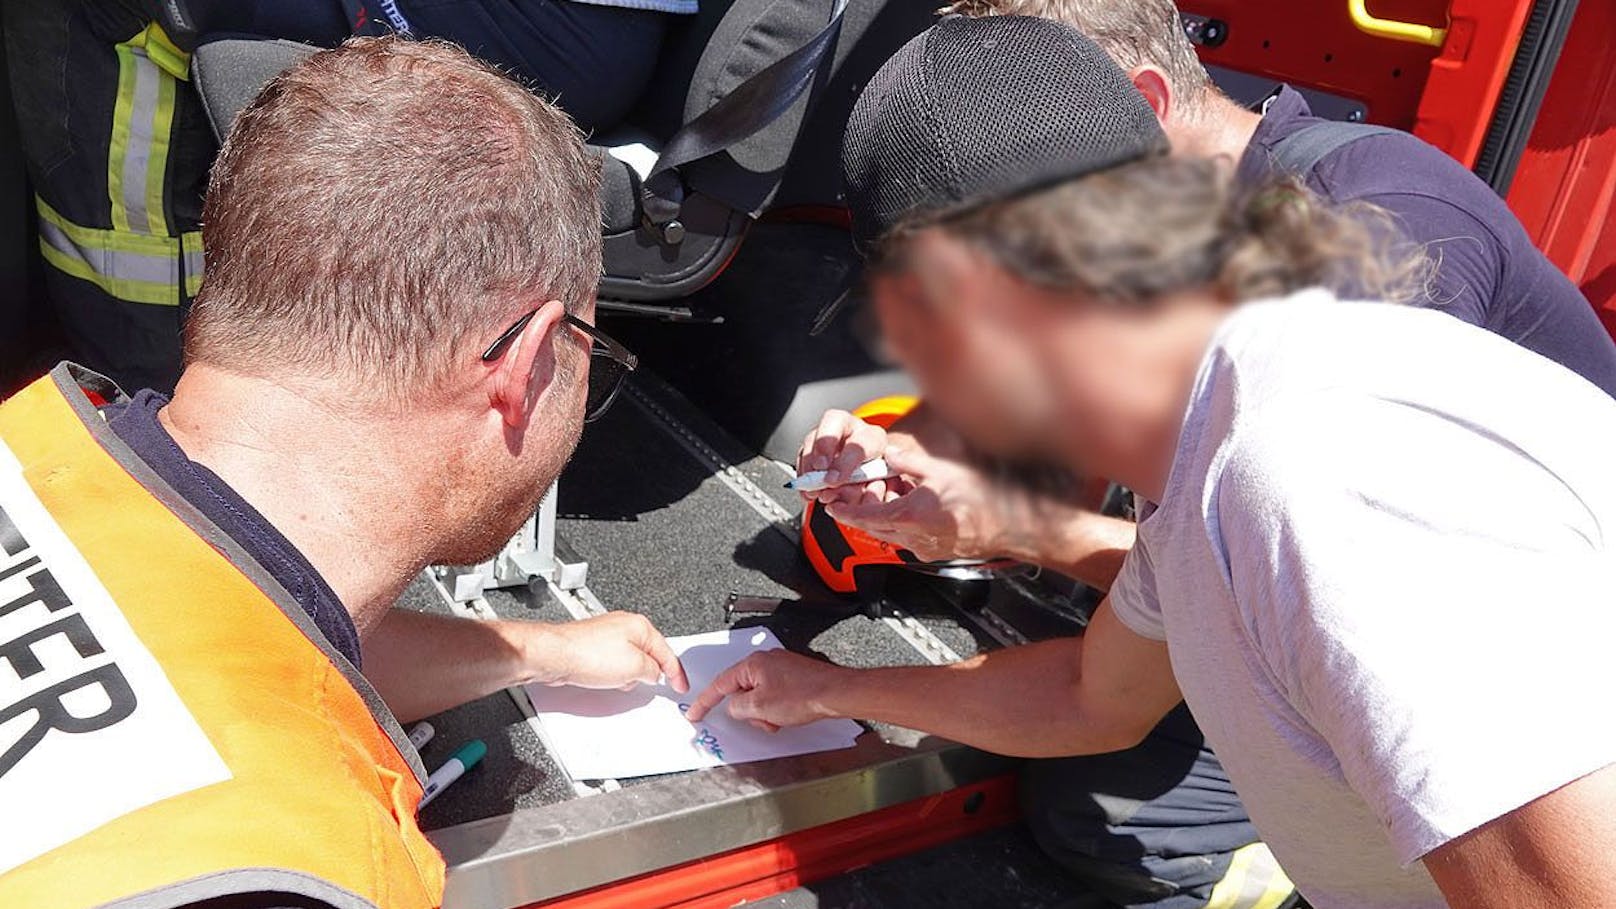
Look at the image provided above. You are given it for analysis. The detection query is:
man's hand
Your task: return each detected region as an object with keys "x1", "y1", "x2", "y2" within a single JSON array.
[
  {"x1": 796, "y1": 409, "x2": 1017, "y2": 561},
  {"x1": 531, "y1": 611, "x2": 690, "y2": 693},
  {"x1": 685, "y1": 649, "x2": 848, "y2": 732},
  {"x1": 797, "y1": 409, "x2": 900, "y2": 507},
  {"x1": 825, "y1": 445, "x2": 1023, "y2": 562},
  {"x1": 794, "y1": 407, "x2": 1137, "y2": 588},
  {"x1": 684, "y1": 600, "x2": 1179, "y2": 757},
  {"x1": 363, "y1": 609, "x2": 687, "y2": 722}
]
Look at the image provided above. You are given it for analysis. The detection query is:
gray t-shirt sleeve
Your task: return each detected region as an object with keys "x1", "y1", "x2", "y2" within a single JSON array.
[
  {"x1": 1107, "y1": 537, "x2": 1166, "y2": 642},
  {"x1": 1217, "y1": 393, "x2": 1616, "y2": 865}
]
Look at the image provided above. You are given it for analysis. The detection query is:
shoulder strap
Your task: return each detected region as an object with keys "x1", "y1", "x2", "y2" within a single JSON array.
[
  {"x1": 1269, "y1": 121, "x2": 1402, "y2": 178},
  {"x1": 641, "y1": 0, "x2": 850, "y2": 239}
]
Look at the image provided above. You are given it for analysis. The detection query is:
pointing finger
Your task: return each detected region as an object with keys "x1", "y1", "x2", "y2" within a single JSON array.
[{"x1": 685, "y1": 662, "x2": 745, "y2": 723}]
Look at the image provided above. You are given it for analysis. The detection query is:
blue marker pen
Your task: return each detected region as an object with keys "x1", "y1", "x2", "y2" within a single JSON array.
[{"x1": 419, "y1": 739, "x2": 487, "y2": 808}]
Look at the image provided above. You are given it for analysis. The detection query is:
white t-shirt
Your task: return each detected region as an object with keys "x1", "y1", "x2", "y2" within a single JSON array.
[{"x1": 1110, "y1": 290, "x2": 1616, "y2": 909}]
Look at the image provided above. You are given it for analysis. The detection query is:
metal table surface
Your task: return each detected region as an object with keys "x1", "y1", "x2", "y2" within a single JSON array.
[{"x1": 389, "y1": 372, "x2": 1076, "y2": 908}]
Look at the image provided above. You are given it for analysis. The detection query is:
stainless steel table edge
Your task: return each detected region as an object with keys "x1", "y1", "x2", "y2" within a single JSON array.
[{"x1": 430, "y1": 732, "x2": 1016, "y2": 909}]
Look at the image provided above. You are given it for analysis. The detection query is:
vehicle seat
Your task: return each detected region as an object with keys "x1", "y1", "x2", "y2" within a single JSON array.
[{"x1": 191, "y1": 0, "x2": 855, "y2": 315}]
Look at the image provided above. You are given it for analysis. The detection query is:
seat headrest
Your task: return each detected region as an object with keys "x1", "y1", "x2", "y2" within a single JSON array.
[{"x1": 192, "y1": 37, "x2": 319, "y2": 143}]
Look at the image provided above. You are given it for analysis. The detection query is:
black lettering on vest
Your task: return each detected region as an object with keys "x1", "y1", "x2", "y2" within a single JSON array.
[
  {"x1": 0, "y1": 504, "x2": 25, "y2": 558},
  {"x1": 0, "y1": 565, "x2": 70, "y2": 619},
  {"x1": 0, "y1": 555, "x2": 41, "y2": 584},
  {"x1": 0, "y1": 663, "x2": 139, "y2": 777},
  {"x1": 0, "y1": 613, "x2": 106, "y2": 679}
]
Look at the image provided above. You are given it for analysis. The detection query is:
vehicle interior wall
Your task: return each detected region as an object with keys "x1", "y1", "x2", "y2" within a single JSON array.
[
  {"x1": 1504, "y1": 0, "x2": 1616, "y2": 328},
  {"x1": 1186, "y1": 0, "x2": 1616, "y2": 328},
  {"x1": 1184, "y1": 0, "x2": 1539, "y2": 162},
  {"x1": 1187, "y1": 0, "x2": 1448, "y2": 128}
]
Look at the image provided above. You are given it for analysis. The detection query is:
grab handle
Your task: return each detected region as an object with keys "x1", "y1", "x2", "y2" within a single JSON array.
[{"x1": 1348, "y1": 0, "x2": 1448, "y2": 47}]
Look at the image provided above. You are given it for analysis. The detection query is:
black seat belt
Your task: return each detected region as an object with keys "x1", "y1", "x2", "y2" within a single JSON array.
[
  {"x1": 1269, "y1": 120, "x2": 1402, "y2": 177},
  {"x1": 640, "y1": 0, "x2": 851, "y2": 243}
]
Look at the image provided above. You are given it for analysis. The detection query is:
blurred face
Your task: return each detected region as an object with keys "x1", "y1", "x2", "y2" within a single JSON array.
[
  {"x1": 872, "y1": 231, "x2": 1069, "y2": 467},
  {"x1": 874, "y1": 230, "x2": 1219, "y2": 493}
]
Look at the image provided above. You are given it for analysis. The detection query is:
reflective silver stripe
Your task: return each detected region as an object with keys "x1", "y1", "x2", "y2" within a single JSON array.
[
  {"x1": 120, "y1": 45, "x2": 162, "y2": 234},
  {"x1": 183, "y1": 246, "x2": 204, "y2": 278},
  {"x1": 38, "y1": 216, "x2": 178, "y2": 286}
]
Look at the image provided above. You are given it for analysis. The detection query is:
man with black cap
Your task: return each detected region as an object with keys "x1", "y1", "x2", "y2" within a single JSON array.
[
  {"x1": 765, "y1": 2, "x2": 1616, "y2": 904},
  {"x1": 689, "y1": 14, "x2": 1616, "y2": 909},
  {"x1": 776, "y1": 15, "x2": 1294, "y2": 909}
]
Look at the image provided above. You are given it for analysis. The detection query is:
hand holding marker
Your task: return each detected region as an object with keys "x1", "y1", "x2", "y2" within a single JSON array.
[
  {"x1": 786, "y1": 457, "x2": 898, "y2": 493},
  {"x1": 419, "y1": 739, "x2": 487, "y2": 808}
]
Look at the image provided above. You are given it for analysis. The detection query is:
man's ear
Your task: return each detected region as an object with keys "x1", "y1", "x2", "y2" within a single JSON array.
[
  {"x1": 1130, "y1": 66, "x2": 1172, "y2": 124},
  {"x1": 488, "y1": 298, "x2": 568, "y2": 429}
]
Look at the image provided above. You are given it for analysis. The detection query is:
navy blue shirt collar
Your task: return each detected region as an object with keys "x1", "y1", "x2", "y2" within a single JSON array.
[
  {"x1": 1236, "y1": 85, "x2": 1315, "y2": 188},
  {"x1": 102, "y1": 390, "x2": 364, "y2": 668}
]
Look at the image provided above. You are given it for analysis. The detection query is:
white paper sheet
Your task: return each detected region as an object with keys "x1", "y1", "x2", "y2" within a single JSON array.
[{"x1": 524, "y1": 628, "x2": 864, "y2": 780}]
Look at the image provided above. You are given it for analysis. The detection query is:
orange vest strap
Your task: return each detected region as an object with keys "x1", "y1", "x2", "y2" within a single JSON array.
[
  {"x1": 0, "y1": 365, "x2": 445, "y2": 909},
  {"x1": 43, "y1": 364, "x2": 426, "y2": 787}
]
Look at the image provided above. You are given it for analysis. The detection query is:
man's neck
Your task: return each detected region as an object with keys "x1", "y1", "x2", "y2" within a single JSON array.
[
  {"x1": 158, "y1": 364, "x2": 446, "y2": 637},
  {"x1": 1164, "y1": 93, "x2": 1264, "y2": 164},
  {"x1": 1085, "y1": 301, "x2": 1231, "y2": 504}
]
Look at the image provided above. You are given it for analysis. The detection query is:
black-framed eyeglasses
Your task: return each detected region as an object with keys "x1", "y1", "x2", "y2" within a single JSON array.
[{"x1": 482, "y1": 309, "x2": 639, "y2": 423}]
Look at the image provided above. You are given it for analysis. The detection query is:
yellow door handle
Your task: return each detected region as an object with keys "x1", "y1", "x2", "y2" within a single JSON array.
[{"x1": 1348, "y1": 0, "x2": 1448, "y2": 47}]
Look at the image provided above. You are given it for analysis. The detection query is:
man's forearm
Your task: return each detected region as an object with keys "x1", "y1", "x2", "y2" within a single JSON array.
[
  {"x1": 1000, "y1": 504, "x2": 1136, "y2": 591},
  {"x1": 362, "y1": 610, "x2": 552, "y2": 723},
  {"x1": 818, "y1": 639, "x2": 1144, "y2": 758}
]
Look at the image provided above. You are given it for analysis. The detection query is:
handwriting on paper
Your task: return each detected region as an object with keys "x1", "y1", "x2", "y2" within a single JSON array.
[{"x1": 678, "y1": 703, "x2": 725, "y2": 760}]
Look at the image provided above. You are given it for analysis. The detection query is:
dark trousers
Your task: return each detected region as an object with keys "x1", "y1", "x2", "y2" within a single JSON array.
[
  {"x1": 201, "y1": 0, "x2": 668, "y2": 134},
  {"x1": 395, "y1": 0, "x2": 670, "y2": 135},
  {"x1": 5, "y1": 0, "x2": 211, "y2": 394},
  {"x1": 1021, "y1": 704, "x2": 1278, "y2": 908}
]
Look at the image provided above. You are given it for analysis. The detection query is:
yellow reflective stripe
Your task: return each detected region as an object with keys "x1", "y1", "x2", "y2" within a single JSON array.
[
  {"x1": 37, "y1": 198, "x2": 177, "y2": 258},
  {"x1": 36, "y1": 196, "x2": 184, "y2": 307},
  {"x1": 143, "y1": 23, "x2": 191, "y2": 81},
  {"x1": 181, "y1": 232, "x2": 205, "y2": 297},
  {"x1": 39, "y1": 239, "x2": 180, "y2": 307},
  {"x1": 1205, "y1": 844, "x2": 1253, "y2": 909},
  {"x1": 109, "y1": 24, "x2": 186, "y2": 237},
  {"x1": 145, "y1": 70, "x2": 177, "y2": 235},
  {"x1": 1252, "y1": 870, "x2": 1297, "y2": 909},
  {"x1": 1204, "y1": 843, "x2": 1295, "y2": 909},
  {"x1": 108, "y1": 41, "x2": 139, "y2": 233}
]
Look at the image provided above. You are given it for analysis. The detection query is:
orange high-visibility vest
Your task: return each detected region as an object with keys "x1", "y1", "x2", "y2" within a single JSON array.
[{"x1": 0, "y1": 365, "x2": 446, "y2": 909}]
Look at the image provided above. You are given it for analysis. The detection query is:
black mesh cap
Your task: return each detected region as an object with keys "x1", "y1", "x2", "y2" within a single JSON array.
[{"x1": 841, "y1": 15, "x2": 1170, "y2": 255}]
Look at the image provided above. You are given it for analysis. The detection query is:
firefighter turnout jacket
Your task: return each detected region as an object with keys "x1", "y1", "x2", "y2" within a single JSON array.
[
  {"x1": 0, "y1": 365, "x2": 446, "y2": 909},
  {"x1": 6, "y1": 3, "x2": 212, "y2": 392}
]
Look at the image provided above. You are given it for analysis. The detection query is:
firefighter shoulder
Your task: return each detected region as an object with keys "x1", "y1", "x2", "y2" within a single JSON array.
[{"x1": 0, "y1": 367, "x2": 444, "y2": 909}]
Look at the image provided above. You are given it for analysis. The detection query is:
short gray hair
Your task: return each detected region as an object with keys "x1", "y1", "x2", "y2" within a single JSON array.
[
  {"x1": 940, "y1": 0, "x2": 1212, "y2": 107},
  {"x1": 189, "y1": 37, "x2": 602, "y2": 396}
]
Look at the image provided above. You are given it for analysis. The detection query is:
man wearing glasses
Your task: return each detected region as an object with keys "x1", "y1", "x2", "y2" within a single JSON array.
[{"x1": 0, "y1": 38, "x2": 671, "y2": 908}]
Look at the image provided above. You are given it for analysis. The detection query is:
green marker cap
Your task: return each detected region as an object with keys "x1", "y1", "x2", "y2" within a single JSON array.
[{"x1": 451, "y1": 739, "x2": 488, "y2": 770}]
